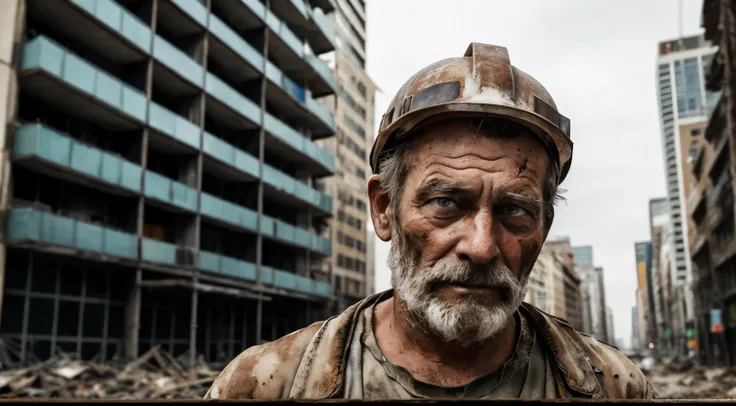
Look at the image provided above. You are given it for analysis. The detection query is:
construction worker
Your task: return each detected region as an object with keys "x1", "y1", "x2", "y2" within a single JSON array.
[{"x1": 205, "y1": 43, "x2": 655, "y2": 399}]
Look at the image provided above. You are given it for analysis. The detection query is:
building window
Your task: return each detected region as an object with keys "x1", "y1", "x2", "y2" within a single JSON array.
[
  {"x1": 341, "y1": 131, "x2": 366, "y2": 160},
  {"x1": 344, "y1": 116, "x2": 367, "y2": 139},
  {"x1": 691, "y1": 128, "x2": 701, "y2": 136},
  {"x1": 355, "y1": 167, "x2": 365, "y2": 179},
  {"x1": 339, "y1": 86, "x2": 367, "y2": 119}
]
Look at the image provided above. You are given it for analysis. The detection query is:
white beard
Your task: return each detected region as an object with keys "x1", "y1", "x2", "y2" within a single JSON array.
[{"x1": 387, "y1": 230, "x2": 529, "y2": 345}]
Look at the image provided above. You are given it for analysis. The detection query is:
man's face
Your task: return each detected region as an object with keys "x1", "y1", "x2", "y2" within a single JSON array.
[{"x1": 380, "y1": 119, "x2": 551, "y2": 344}]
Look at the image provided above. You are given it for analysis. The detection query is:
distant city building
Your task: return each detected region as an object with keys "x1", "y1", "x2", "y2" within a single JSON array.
[
  {"x1": 318, "y1": 0, "x2": 377, "y2": 311},
  {"x1": 650, "y1": 197, "x2": 670, "y2": 346},
  {"x1": 573, "y1": 245, "x2": 595, "y2": 336},
  {"x1": 606, "y1": 306, "x2": 616, "y2": 346},
  {"x1": 632, "y1": 304, "x2": 640, "y2": 350},
  {"x1": 634, "y1": 241, "x2": 654, "y2": 349},
  {"x1": 531, "y1": 239, "x2": 583, "y2": 330},
  {"x1": 689, "y1": 0, "x2": 736, "y2": 366},
  {"x1": 527, "y1": 250, "x2": 553, "y2": 314},
  {"x1": 656, "y1": 32, "x2": 718, "y2": 347},
  {"x1": 595, "y1": 267, "x2": 609, "y2": 342}
]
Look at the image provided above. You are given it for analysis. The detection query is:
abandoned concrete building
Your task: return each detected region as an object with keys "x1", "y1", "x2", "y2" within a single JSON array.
[{"x1": 0, "y1": 0, "x2": 339, "y2": 366}]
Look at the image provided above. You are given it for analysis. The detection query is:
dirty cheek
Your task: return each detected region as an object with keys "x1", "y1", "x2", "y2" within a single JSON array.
[
  {"x1": 498, "y1": 230, "x2": 541, "y2": 278},
  {"x1": 518, "y1": 238, "x2": 542, "y2": 278},
  {"x1": 401, "y1": 214, "x2": 456, "y2": 268}
]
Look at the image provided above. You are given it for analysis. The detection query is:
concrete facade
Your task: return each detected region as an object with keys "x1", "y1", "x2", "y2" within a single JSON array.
[
  {"x1": 0, "y1": 0, "x2": 341, "y2": 365},
  {"x1": 317, "y1": 0, "x2": 376, "y2": 312},
  {"x1": 689, "y1": 0, "x2": 736, "y2": 366},
  {"x1": 656, "y1": 33, "x2": 718, "y2": 346}
]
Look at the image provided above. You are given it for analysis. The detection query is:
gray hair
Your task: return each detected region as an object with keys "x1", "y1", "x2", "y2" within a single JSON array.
[{"x1": 377, "y1": 117, "x2": 564, "y2": 229}]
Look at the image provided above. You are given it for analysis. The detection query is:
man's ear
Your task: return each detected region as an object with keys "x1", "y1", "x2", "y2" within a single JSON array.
[{"x1": 367, "y1": 174, "x2": 392, "y2": 241}]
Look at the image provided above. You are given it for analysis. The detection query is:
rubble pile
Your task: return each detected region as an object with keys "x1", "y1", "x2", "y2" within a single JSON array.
[
  {"x1": 652, "y1": 360, "x2": 736, "y2": 399},
  {"x1": 0, "y1": 346, "x2": 219, "y2": 399}
]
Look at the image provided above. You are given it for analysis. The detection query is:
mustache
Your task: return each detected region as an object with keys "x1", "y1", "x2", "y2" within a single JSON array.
[{"x1": 420, "y1": 259, "x2": 520, "y2": 293}]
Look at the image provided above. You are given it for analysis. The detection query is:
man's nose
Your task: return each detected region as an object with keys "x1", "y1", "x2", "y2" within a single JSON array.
[{"x1": 455, "y1": 210, "x2": 500, "y2": 265}]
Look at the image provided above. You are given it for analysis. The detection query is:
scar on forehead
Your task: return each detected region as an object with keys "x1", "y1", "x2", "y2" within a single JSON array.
[{"x1": 517, "y1": 157, "x2": 528, "y2": 177}]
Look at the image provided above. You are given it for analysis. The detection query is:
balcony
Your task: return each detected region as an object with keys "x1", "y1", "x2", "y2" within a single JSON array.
[
  {"x1": 7, "y1": 207, "x2": 139, "y2": 260},
  {"x1": 712, "y1": 236, "x2": 736, "y2": 268},
  {"x1": 260, "y1": 215, "x2": 331, "y2": 256},
  {"x1": 204, "y1": 72, "x2": 262, "y2": 130},
  {"x1": 210, "y1": 0, "x2": 335, "y2": 97},
  {"x1": 207, "y1": 13, "x2": 263, "y2": 84},
  {"x1": 202, "y1": 132, "x2": 260, "y2": 181},
  {"x1": 199, "y1": 192, "x2": 258, "y2": 233},
  {"x1": 265, "y1": 11, "x2": 304, "y2": 57},
  {"x1": 264, "y1": 62, "x2": 334, "y2": 139},
  {"x1": 27, "y1": 0, "x2": 151, "y2": 63},
  {"x1": 687, "y1": 180, "x2": 706, "y2": 216},
  {"x1": 147, "y1": 102, "x2": 202, "y2": 151},
  {"x1": 262, "y1": 164, "x2": 332, "y2": 216},
  {"x1": 263, "y1": 113, "x2": 334, "y2": 176},
  {"x1": 267, "y1": 268, "x2": 332, "y2": 298},
  {"x1": 143, "y1": 171, "x2": 199, "y2": 212},
  {"x1": 267, "y1": 0, "x2": 308, "y2": 31},
  {"x1": 159, "y1": 0, "x2": 207, "y2": 34},
  {"x1": 13, "y1": 124, "x2": 142, "y2": 196},
  {"x1": 199, "y1": 251, "x2": 257, "y2": 281},
  {"x1": 307, "y1": 7, "x2": 336, "y2": 55},
  {"x1": 705, "y1": 94, "x2": 726, "y2": 144},
  {"x1": 20, "y1": 37, "x2": 148, "y2": 130},
  {"x1": 305, "y1": 55, "x2": 336, "y2": 97},
  {"x1": 141, "y1": 238, "x2": 197, "y2": 268},
  {"x1": 152, "y1": 35, "x2": 204, "y2": 92}
]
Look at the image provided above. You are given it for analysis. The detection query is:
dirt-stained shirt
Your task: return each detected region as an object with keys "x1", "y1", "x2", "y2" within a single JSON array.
[{"x1": 342, "y1": 302, "x2": 557, "y2": 399}]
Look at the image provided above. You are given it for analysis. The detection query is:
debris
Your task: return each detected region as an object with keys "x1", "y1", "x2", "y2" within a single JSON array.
[
  {"x1": 681, "y1": 376, "x2": 695, "y2": 386},
  {"x1": 52, "y1": 363, "x2": 88, "y2": 380},
  {"x1": 704, "y1": 368, "x2": 727, "y2": 381},
  {"x1": 0, "y1": 346, "x2": 218, "y2": 399}
]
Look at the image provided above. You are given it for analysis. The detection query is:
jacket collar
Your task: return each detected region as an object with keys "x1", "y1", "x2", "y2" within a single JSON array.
[{"x1": 294, "y1": 290, "x2": 604, "y2": 399}]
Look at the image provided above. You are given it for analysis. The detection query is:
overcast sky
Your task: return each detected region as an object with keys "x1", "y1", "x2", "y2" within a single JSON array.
[{"x1": 363, "y1": 0, "x2": 705, "y2": 348}]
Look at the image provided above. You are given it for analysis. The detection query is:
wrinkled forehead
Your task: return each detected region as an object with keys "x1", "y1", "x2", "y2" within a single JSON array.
[{"x1": 408, "y1": 117, "x2": 552, "y2": 178}]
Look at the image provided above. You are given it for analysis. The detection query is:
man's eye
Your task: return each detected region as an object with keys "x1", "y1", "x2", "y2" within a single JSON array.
[
  {"x1": 504, "y1": 205, "x2": 529, "y2": 217},
  {"x1": 431, "y1": 198, "x2": 456, "y2": 209}
]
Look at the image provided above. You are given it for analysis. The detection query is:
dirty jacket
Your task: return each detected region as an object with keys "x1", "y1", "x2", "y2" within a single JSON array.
[{"x1": 204, "y1": 291, "x2": 656, "y2": 400}]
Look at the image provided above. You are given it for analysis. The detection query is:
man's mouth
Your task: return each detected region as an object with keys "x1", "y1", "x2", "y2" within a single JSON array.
[{"x1": 435, "y1": 282, "x2": 496, "y2": 295}]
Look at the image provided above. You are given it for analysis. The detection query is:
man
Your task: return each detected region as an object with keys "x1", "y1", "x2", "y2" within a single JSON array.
[{"x1": 205, "y1": 43, "x2": 655, "y2": 400}]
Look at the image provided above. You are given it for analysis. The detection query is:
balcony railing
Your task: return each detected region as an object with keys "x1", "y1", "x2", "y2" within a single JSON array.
[
  {"x1": 148, "y1": 102, "x2": 202, "y2": 149},
  {"x1": 208, "y1": 13, "x2": 265, "y2": 72},
  {"x1": 144, "y1": 171, "x2": 199, "y2": 212},
  {"x1": 7, "y1": 207, "x2": 139, "y2": 259},
  {"x1": 200, "y1": 250, "x2": 257, "y2": 281},
  {"x1": 7, "y1": 207, "x2": 333, "y2": 297},
  {"x1": 202, "y1": 132, "x2": 260, "y2": 179},
  {"x1": 13, "y1": 124, "x2": 143, "y2": 193},
  {"x1": 152, "y1": 35, "x2": 204, "y2": 87},
  {"x1": 70, "y1": 0, "x2": 152, "y2": 53},
  {"x1": 22, "y1": 36, "x2": 148, "y2": 124},
  {"x1": 169, "y1": 0, "x2": 208, "y2": 27},
  {"x1": 204, "y1": 72, "x2": 263, "y2": 126},
  {"x1": 199, "y1": 192, "x2": 258, "y2": 232}
]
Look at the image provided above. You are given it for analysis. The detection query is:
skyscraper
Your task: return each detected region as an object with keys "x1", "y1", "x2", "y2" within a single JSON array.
[
  {"x1": 0, "y1": 0, "x2": 338, "y2": 364},
  {"x1": 317, "y1": 0, "x2": 377, "y2": 311},
  {"x1": 635, "y1": 241, "x2": 653, "y2": 347},
  {"x1": 655, "y1": 34, "x2": 718, "y2": 333},
  {"x1": 572, "y1": 245, "x2": 595, "y2": 335}
]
